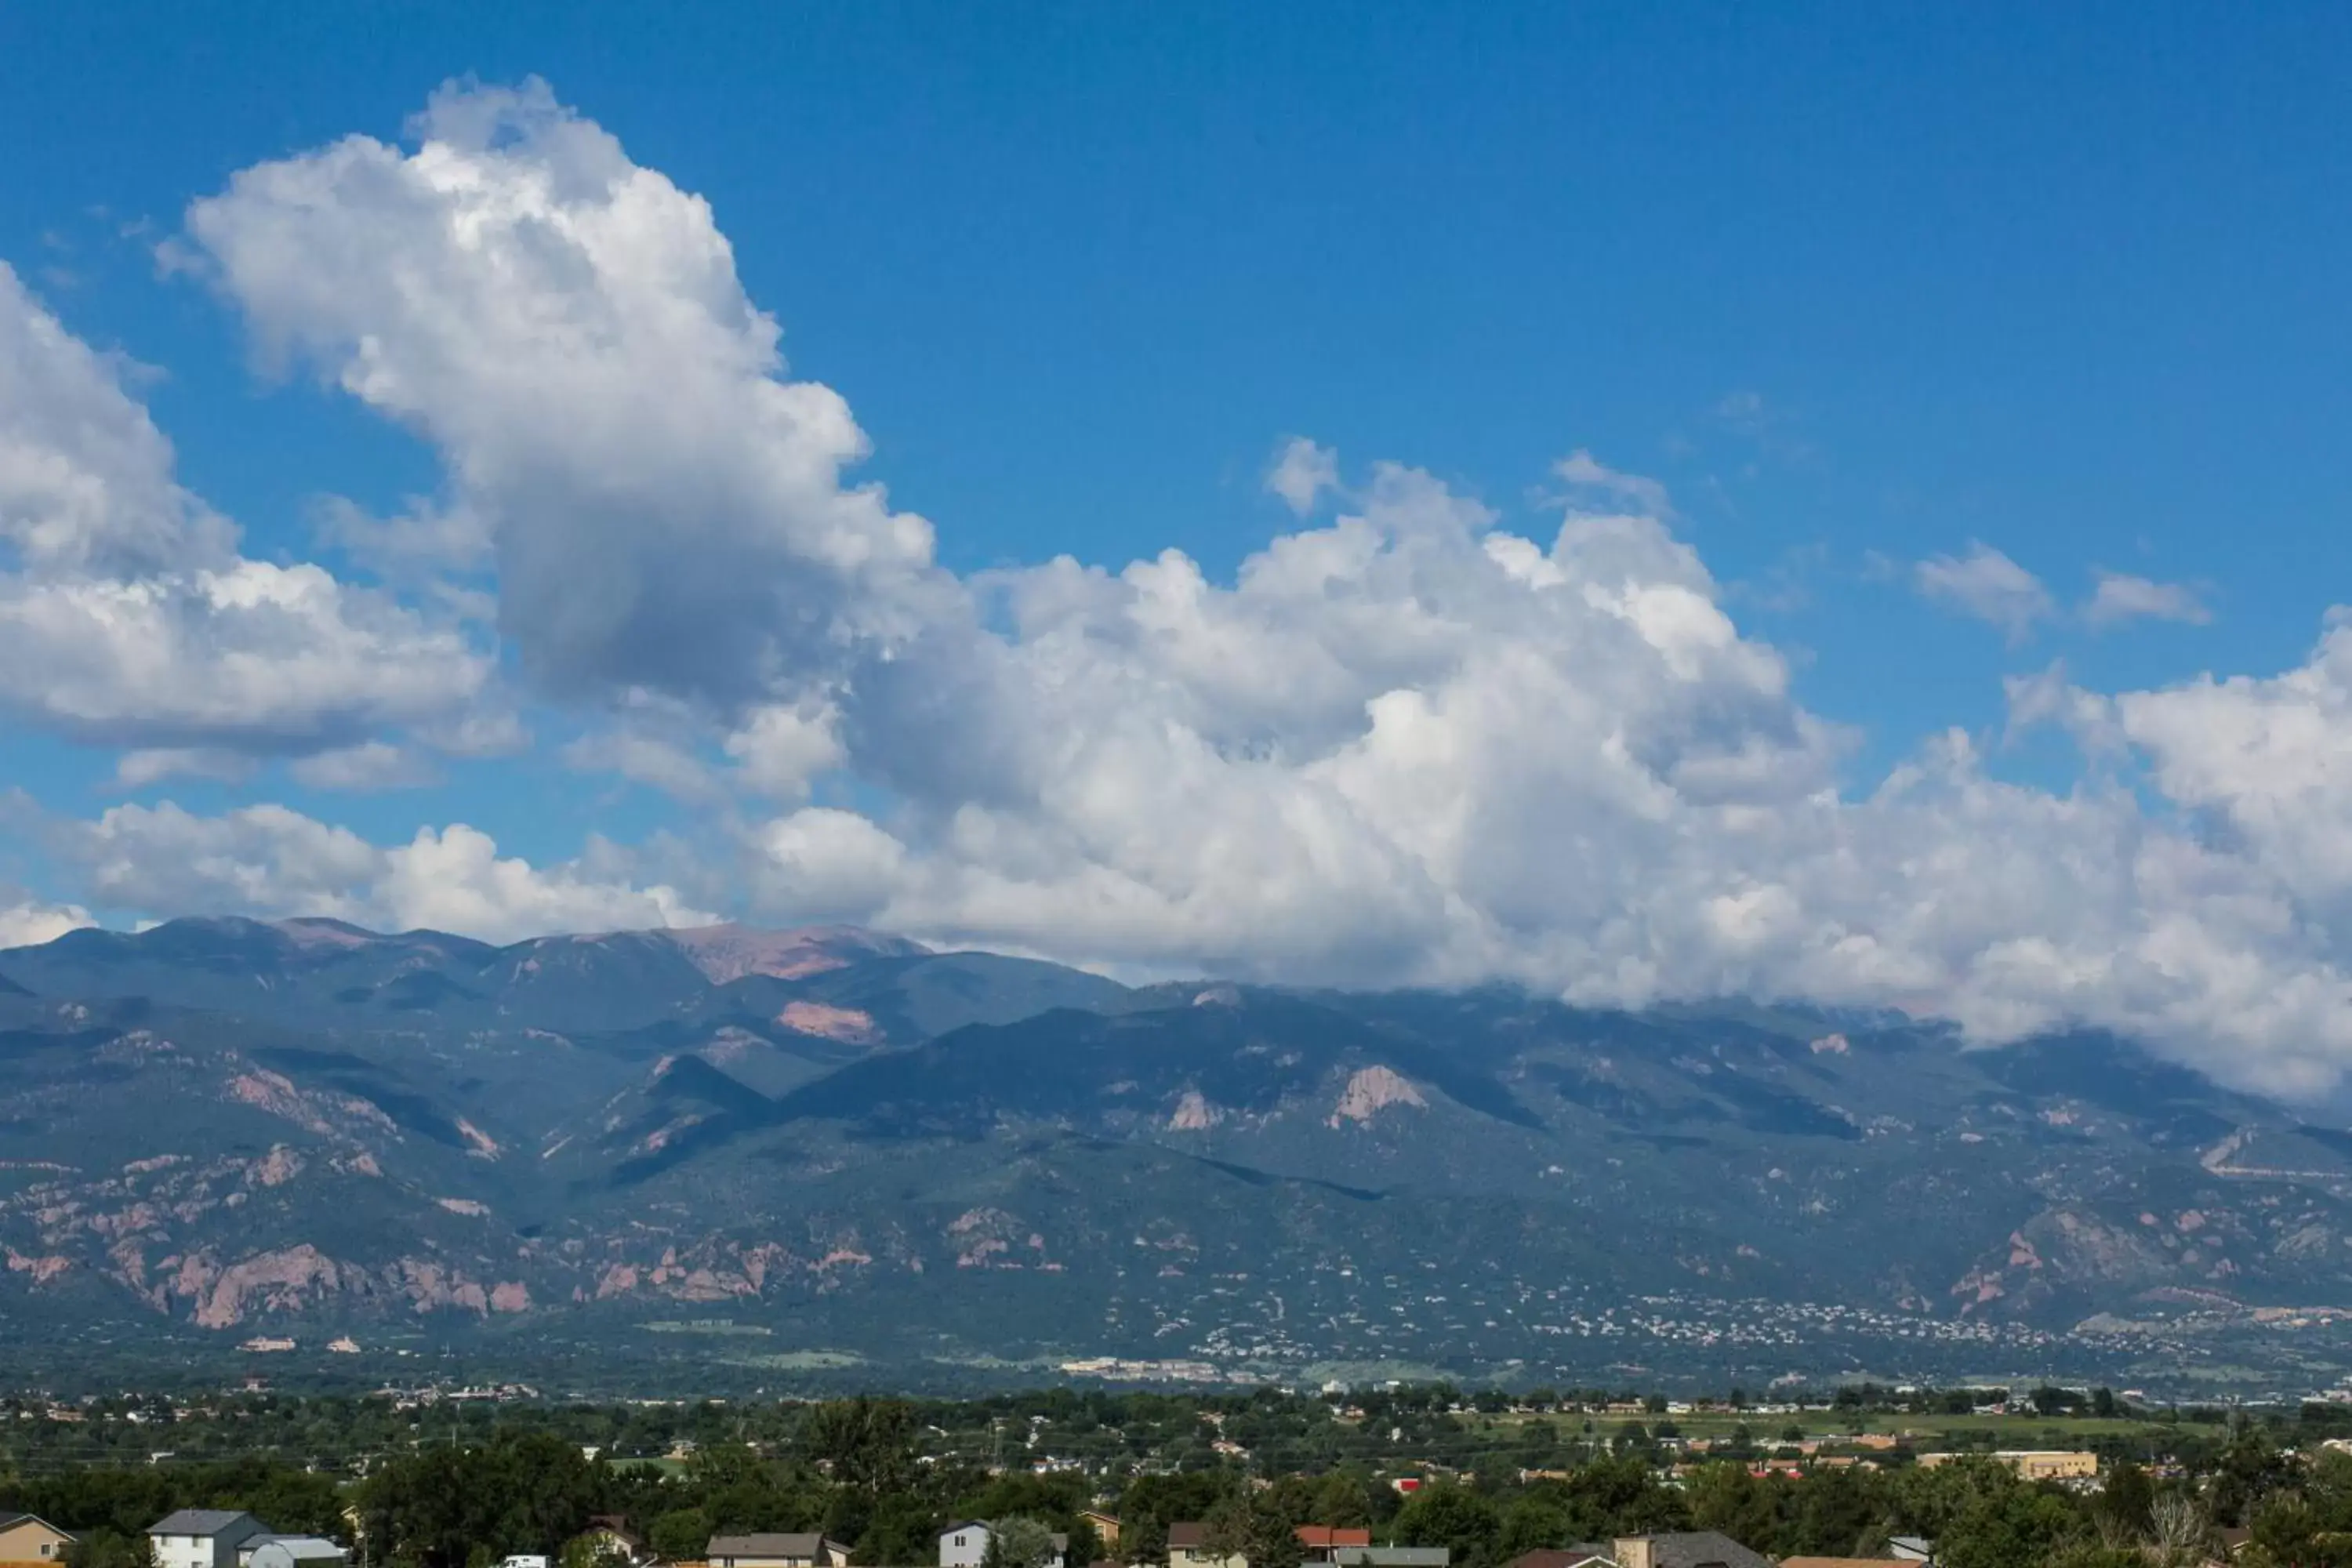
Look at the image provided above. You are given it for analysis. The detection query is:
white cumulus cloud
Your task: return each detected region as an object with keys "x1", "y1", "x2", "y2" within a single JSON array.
[
  {"x1": 1913, "y1": 541, "x2": 2055, "y2": 642},
  {"x1": 43, "y1": 801, "x2": 711, "y2": 946},
  {"x1": 2083, "y1": 569, "x2": 2211, "y2": 629},
  {"x1": 0, "y1": 263, "x2": 492, "y2": 758},
  {"x1": 186, "y1": 78, "x2": 945, "y2": 715},
  {"x1": 14, "y1": 79, "x2": 2352, "y2": 1100},
  {"x1": 0, "y1": 893, "x2": 94, "y2": 951},
  {"x1": 1266, "y1": 437, "x2": 1340, "y2": 515}
]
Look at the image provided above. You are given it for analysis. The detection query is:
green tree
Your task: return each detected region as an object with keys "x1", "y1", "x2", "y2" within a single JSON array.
[
  {"x1": 805, "y1": 1400, "x2": 915, "y2": 1497},
  {"x1": 982, "y1": 1520, "x2": 1061, "y2": 1568},
  {"x1": 2093, "y1": 1463, "x2": 2152, "y2": 1541},
  {"x1": 2041, "y1": 1548, "x2": 2146, "y2": 1568},
  {"x1": 1685, "y1": 1464, "x2": 1777, "y2": 1554},
  {"x1": 1390, "y1": 1485, "x2": 1501, "y2": 1568},
  {"x1": 1494, "y1": 1494, "x2": 1570, "y2": 1560},
  {"x1": 1117, "y1": 1519, "x2": 1167, "y2": 1568},
  {"x1": 354, "y1": 1432, "x2": 610, "y2": 1568},
  {"x1": 2210, "y1": 1423, "x2": 2293, "y2": 1527},
  {"x1": 65, "y1": 1534, "x2": 154, "y2": 1568},
  {"x1": 1201, "y1": 1494, "x2": 1301, "y2": 1568},
  {"x1": 1559, "y1": 1456, "x2": 1686, "y2": 1541},
  {"x1": 1788, "y1": 1466, "x2": 1884, "y2": 1559},
  {"x1": 855, "y1": 1496, "x2": 939, "y2": 1568},
  {"x1": 561, "y1": 1536, "x2": 630, "y2": 1568},
  {"x1": 648, "y1": 1510, "x2": 712, "y2": 1564},
  {"x1": 1306, "y1": 1475, "x2": 1374, "y2": 1531}
]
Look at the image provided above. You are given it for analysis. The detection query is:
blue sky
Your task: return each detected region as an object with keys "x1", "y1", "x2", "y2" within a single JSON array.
[{"x1": 4, "y1": 3, "x2": 2352, "y2": 1091}]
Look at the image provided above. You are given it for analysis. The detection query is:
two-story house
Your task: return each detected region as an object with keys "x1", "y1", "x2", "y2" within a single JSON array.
[
  {"x1": 0, "y1": 1515, "x2": 75, "y2": 1568},
  {"x1": 706, "y1": 1535, "x2": 851, "y2": 1568},
  {"x1": 938, "y1": 1523, "x2": 1068, "y2": 1568},
  {"x1": 1163, "y1": 1524, "x2": 1240, "y2": 1568},
  {"x1": 150, "y1": 1512, "x2": 271, "y2": 1568},
  {"x1": 1170, "y1": 1524, "x2": 1387, "y2": 1568}
]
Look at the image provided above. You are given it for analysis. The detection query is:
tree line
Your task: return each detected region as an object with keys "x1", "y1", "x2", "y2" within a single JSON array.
[{"x1": 13, "y1": 1395, "x2": 2352, "y2": 1568}]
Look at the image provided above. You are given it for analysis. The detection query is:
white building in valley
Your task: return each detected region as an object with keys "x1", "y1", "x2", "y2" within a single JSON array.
[{"x1": 149, "y1": 1513, "x2": 269, "y2": 1568}]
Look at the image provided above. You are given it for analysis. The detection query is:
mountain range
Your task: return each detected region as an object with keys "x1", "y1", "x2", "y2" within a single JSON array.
[{"x1": 6, "y1": 916, "x2": 2352, "y2": 1394}]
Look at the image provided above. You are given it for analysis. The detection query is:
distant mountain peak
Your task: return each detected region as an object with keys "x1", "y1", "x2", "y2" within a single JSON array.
[
  {"x1": 659, "y1": 922, "x2": 925, "y2": 983},
  {"x1": 0, "y1": 913, "x2": 2341, "y2": 1387},
  {"x1": 272, "y1": 916, "x2": 384, "y2": 947}
]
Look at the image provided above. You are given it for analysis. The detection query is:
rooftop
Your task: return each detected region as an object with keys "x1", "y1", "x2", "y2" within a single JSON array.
[
  {"x1": 706, "y1": 1537, "x2": 837, "y2": 1559},
  {"x1": 151, "y1": 1513, "x2": 267, "y2": 1539}
]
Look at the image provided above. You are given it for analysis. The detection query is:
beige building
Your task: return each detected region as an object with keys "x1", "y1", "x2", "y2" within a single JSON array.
[
  {"x1": 0, "y1": 1516, "x2": 74, "y2": 1568},
  {"x1": 1915, "y1": 1449, "x2": 2097, "y2": 1480},
  {"x1": 707, "y1": 1537, "x2": 850, "y2": 1568},
  {"x1": 1610, "y1": 1534, "x2": 1771, "y2": 1568},
  {"x1": 1165, "y1": 1526, "x2": 1242, "y2": 1568}
]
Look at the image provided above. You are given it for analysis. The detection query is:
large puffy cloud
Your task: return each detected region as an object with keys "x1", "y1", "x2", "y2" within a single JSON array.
[
  {"x1": 187, "y1": 78, "x2": 942, "y2": 711},
  {"x1": 793, "y1": 464, "x2": 1849, "y2": 988},
  {"x1": 0, "y1": 266, "x2": 229, "y2": 577},
  {"x1": 45, "y1": 801, "x2": 711, "y2": 946},
  {"x1": 44, "y1": 78, "x2": 2341, "y2": 1098},
  {"x1": 0, "y1": 263, "x2": 492, "y2": 756},
  {"x1": 0, "y1": 891, "x2": 93, "y2": 950},
  {"x1": 2113, "y1": 619, "x2": 2352, "y2": 908},
  {"x1": 740, "y1": 463, "x2": 2352, "y2": 1098}
]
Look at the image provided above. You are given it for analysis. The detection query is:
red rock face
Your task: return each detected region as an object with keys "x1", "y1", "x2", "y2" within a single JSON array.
[
  {"x1": 5, "y1": 1249, "x2": 73, "y2": 1284},
  {"x1": 1328, "y1": 1065, "x2": 1428, "y2": 1127},
  {"x1": 775, "y1": 1001, "x2": 881, "y2": 1044},
  {"x1": 662, "y1": 923, "x2": 920, "y2": 983},
  {"x1": 183, "y1": 1243, "x2": 342, "y2": 1328}
]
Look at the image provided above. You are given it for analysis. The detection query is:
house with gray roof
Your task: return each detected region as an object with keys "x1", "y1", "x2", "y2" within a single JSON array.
[
  {"x1": 707, "y1": 1536, "x2": 850, "y2": 1568},
  {"x1": 241, "y1": 1538, "x2": 348, "y2": 1568},
  {"x1": 1610, "y1": 1534, "x2": 1773, "y2": 1568},
  {"x1": 939, "y1": 1523, "x2": 1067, "y2": 1568},
  {"x1": 150, "y1": 1513, "x2": 270, "y2": 1568},
  {"x1": 0, "y1": 1514, "x2": 76, "y2": 1567}
]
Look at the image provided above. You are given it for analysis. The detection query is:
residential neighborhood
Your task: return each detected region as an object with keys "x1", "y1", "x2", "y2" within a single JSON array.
[{"x1": 0, "y1": 1384, "x2": 2332, "y2": 1568}]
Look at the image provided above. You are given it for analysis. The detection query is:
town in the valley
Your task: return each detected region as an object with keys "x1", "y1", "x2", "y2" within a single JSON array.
[{"x1": 2, "y1": 1381, "x2": 2345, "y2": 1568}]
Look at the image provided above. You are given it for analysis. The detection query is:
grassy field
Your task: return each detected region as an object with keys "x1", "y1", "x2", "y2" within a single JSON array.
[{"x1": 1414, "y1": 1409, "x2": 2187, "y2": 1446}]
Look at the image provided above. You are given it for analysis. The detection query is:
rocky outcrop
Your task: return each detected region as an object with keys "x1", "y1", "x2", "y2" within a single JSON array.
[
  {"x1": 249, "y1": 1146, "x2": 305, "y2": 1187},
  {"x1": 5, "y1": 1249, "x2": 72, "y2": 1284},
  {"x1": 177, "y1": 1244, "x2": 343, "y2": 1328},
  {"x1": 776, "y1": 1001, "x2": 880, "y2": 1044},
  {"x1": 1167, "y1": 1091, "x2": 1222, "y2": 1130},
  {"x1": 224, "y1": 1071, "x2": 395, "y2": 1141},
  {"x1": 397, "y1": 1258, "x2": 488, "y2": 1314},
  {"x1": 1330, "y1": 1065, "x2": 1427, "y2": 1126}
]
